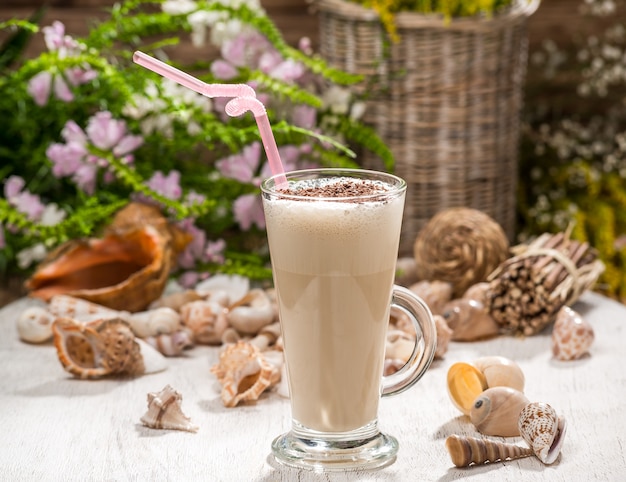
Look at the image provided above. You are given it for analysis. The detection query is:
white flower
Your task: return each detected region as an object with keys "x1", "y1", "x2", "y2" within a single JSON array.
[
  {"x1": 40, "y1": 203, "x2": 66, "y2": 226},
  {"x1": 17, "y1": 243, "x2": 47, "y2": 269},
  {"x1": 322, "y1": 86, "x2": 352, "y2": 115},
  {"x1": 162, "y1": 0, "x2": 198, "y2": 15}
]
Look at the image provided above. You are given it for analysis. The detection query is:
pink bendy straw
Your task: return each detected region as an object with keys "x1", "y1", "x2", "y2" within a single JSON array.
[{"x1": 133, "y1": 51, "x2": 288, "y2": 187}]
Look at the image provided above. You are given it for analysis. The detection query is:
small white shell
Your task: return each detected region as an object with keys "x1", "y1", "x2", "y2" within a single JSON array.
[
  {"x1": 140, "y1": 385, "x2": 198, "y2": 433},
  {"x1": 144, "y1": 329, "x2": 193, "y2": 357},
  {"x1": 17, "y1": 306, "x2": 55, "y2": 343},
  {"x1": 227, "y1": 289, "x2": 275, "y2": 335},
  {"x1": 551, "y1": 306, "x2": 594, "y2": 361},
  {"x1": 518, "y1": 402, "x2": 567, "y2": 464},
  {"x1": 128, "y1": 307, "x2": 182, "y2": 338},
  {"x1": 194, "y1": 274, "x2": 249, "y2": 304}
]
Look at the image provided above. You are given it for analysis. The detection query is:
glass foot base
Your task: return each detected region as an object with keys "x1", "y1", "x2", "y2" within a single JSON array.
[{"x1": 271, "y1": 430, "x2": 399, "y2": 472}]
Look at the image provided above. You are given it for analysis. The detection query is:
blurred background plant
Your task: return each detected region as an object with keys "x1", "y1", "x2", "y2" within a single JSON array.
[
  {"x1": 519, "y1": 0, "x2": 626, "y2": 301},
  {"x1": 0, "y1": 0, "x2": 392, "y2": 289}
]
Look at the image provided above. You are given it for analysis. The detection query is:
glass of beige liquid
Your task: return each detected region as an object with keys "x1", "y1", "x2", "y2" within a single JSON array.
[{"x1": 261, "y1": 168, "x2": 437, "y2": 471}]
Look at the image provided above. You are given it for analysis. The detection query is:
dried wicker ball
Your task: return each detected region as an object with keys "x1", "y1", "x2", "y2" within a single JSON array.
[{"x1": 413, "y1": 208, "x2": 510, "y2": 297}]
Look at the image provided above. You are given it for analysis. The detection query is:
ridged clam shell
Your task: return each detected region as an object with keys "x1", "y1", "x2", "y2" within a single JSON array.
[
  {"x1": 446, "y1": 434, "x2": 533, "y2": 467},
  {"x1": 551, "y1": 306, "x2": 594, "y2": 361},
  {"x1": 140, "y1": 385, "x2": 198, "y2": 433},
  {"x1": 518, "y1": 402, "x2": 567, "y2": 464},
  {"x1": 210, "y1": 341, "x2": 280, "y2": 407}
]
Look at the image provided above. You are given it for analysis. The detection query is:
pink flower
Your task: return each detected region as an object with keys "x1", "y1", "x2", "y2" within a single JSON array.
[
  {"x1": 176, "y1": 219, "x2": 207, "y2": 269},
  {"x1": 146, "y1": 170, "x2": 182, "y2": 200},
  {"x1": 291, "y1": 105, "x2": 317, "y2": 129},
  {"x1": 27, "y1": 71, "x2": 53, "y2": 107},
  {"x1": 178, "y1": 271, "x2": 200, "y2": 289},
  {"x1": 4, "y1": 176, "x2": 45, "y2": 221},
  {"x1": 216, "y1": 142, "x2": 262, "y2": 183},
  {"x1": 205, "y1": 239, "x2": 226, "y2": 264},
  {"x1": 0, "y1": 222, "x2": 5, "y2": 250},
  {"x1": 53, "y1": 75, "x2": 74, "y2": 103},
  {"x1": 65, "y1": 67, "x2": 97, "y2": 86},
  {"x1": 211, "y1": 60, "x2": 238, "y2": 80},
  {"x1": 73, "y1": 164, "x2": 98, "y2": 195},
  {"x1": 4, "y1": 176, "x2": 25, "y2": 199},
  {"x1": 86, "y1": 111, "x2": 127, "y2": 150},
  {"x1": 61, "y1": 120, "x2": 87, "y2": 144},
  {"x1": 46, "y1": 142, "x2": 86, "y2": 177},
  {"x1": 233, "y1": 193, "x2": 265, "y2": 230}
]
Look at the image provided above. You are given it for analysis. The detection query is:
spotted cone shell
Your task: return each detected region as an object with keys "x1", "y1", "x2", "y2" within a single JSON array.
[{"x1": 518, "y1": 402, "x2": 567, "y2": 465}]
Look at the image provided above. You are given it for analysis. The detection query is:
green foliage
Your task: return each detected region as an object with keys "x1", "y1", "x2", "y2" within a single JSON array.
[{"x1": 0, "y1": 0, "x2": 391, "y2": 285}]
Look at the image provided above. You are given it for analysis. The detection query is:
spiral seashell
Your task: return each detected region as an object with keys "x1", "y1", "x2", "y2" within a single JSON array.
[
  {"x1": 518, "y1": 402, "x2": 567, "y2": 465},
  {"x1": 210, "y1": 340, "x2": 280, "y2": 407},
  {"x1": 442, "y1": 298, "x2": 500, "y2": 341},
  {"x1": 140, "y1": 385, "x2": 198, "y2": 433},
  {"x1": 445, "y1": 434, "x2": 533, "y2": 467},
  {"x1": 551, "y1": 306, "x2": 594, "y2": 361},
  {"x1": 470, "y1": 387, "x2": 530, "y2": 437},
  {"x1": 227, "y1": 288, "x2": 275, "y2": 335},
  {"x1": 17, "y1": 306, "x2": 55, "y2": 343},
  {"x1": 407, "y1": 280, "x2": 453, "y2": 316},
  {"x1": 180, "y1": 299, "x2": 228, "y2": 345},
  {"x1": 128, "y1": 307, "x2": 181, "y2": 338},
  {"x1": 144, "y1": 329, "x2": 193, "y2": 356},
  {"x1": 472, "y1": 356, "x2": 525, "y2": 393}
]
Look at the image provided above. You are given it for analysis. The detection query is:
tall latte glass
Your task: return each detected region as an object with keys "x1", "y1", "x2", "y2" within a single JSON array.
[{"x1": 261, "y1": 168, "x2": 437, "y2": 471}]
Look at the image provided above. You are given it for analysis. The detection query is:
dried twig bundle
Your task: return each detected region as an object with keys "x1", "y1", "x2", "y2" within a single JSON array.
[
  {"x1": 486, "y1": 231, "x2": 605, "y2": 335},
  {"x1": 413, "y1": 208, "x2": 510, "y2": 297}
]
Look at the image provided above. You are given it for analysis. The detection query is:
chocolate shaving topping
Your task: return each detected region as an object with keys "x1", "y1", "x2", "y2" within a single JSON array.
[{"x1": 278, "y1": 179, "x2": 389, "y2": 199}]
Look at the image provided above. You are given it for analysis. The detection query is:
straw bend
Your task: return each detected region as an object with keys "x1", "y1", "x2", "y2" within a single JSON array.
[{"x1": 225, "y1": 96, "x2": 266, "y2": 118}]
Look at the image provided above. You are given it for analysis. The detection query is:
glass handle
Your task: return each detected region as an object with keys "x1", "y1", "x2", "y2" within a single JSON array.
[{"x1": 381, "y1": 285, "x2": 437, "y2": 397}]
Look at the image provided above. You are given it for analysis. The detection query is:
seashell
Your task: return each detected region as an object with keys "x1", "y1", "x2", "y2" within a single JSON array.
[
  {"x1": 385, "y1": 329, "x2": 416, "y2": 364},
  {"x1": 195, "y1": 274, "x2": 249, "y2": 305},
  {"x1": 470, "y1": 387, "x2": 530, "y2": 437},
  {"x1": 48, "y1": 295, "x2": 129, "y2": 323},
  {"x1": 518, "y1": 402, "x2": 567, "y2": 465},
  {"x1": 51, "y1": 316, "x2": 166, "y2": 378},
  {"x1": 128, "y1": 307, "x2": 181, "y2": 338},
  {"x1": 445, "y1": 434, "x2": 533, "y2": 467},
  {"x1": 221, "y1": 327, "x2": 241, "y2": 345},
  {"x1": 472, "y1": 356, "x2": 525, "y2": 393},
  {"x1": 210, "y1": 340, "x2": 280, "y2": 407},
  {"x1": 434, "y1": 314, "x2": 453, "y2": 359},
  {"x1": 551, "y1": 306, "x2": 594, "y2": 361},
  {"x1": 144, "y1": 329, "x2": 194, "y2": 356},
  {"x1": 140, "y1": 384, "x2": 198, "y2": 433},
  {"x1": 383, "y1": 358, "x2": 406, "y2": 376},
  {"x1": 180, "y1": 299, "x2": 229, "y2": 345},
  {"x1": 17, "y1": 306, "x2": 55, "y2": 343},
  {"x1": 407, "y1": 280, "x2": 453, "y2": 316},
  {"x1": 447, "y1": 362, "x2": 488, "y2": 415},
  {"x1": 149, "y1": 289, "x2": 203, "y2": 311},
  {"x1": 461, "y1": 282, "x2": 490, "y2": 305},
  {"x1": 26, "y1": 223, "x2": 173, "y2": 312},
  {"x1": 227, "y1": 288, "x2": 275, "y2": 335},
  {"x1": 248, "y1": 322, "x2": 282, "y2": 351},
  {"x1": 443, "y1": 298, "x2": 500, "y2": 341}
]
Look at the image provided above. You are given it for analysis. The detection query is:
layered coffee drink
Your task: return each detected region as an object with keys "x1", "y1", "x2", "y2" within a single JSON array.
[{"x1": 263, "y1": 175, "x2": 404, "y2": 433}]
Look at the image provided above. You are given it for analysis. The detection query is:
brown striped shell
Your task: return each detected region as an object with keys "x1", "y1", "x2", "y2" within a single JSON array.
[
  {"x1": 445, "y1": 434, "x2": 533, "y2": 467},
  {"x1": 140, "y1": 385, "x2": 198, "y2": 432}
]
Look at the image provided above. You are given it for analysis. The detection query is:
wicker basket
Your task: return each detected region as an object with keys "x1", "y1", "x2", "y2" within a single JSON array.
[{"x1": 316, "y1": 0, "x2": 540, "y2": 256}]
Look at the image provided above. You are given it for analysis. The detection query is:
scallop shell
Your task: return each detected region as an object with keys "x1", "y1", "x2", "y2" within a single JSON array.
[
  {"x1": 26, "y1": 223, "x2": 173, "y2": 312},
  {"x1": 51, "y1": 316, "x2": 166, "y2": 378},
  {"x1": 447, "y1": 362, "x2": 488, "y2": 415},
  {"x1": 407, "y1": 280, "x2": 453, "y2": 316},
  {"x1": 442, "y1": 298, "x2": 500, "y2": 341},
  {"x1": 470, "y1": 387, "x2": 530, "y2": 437},
  {"x1": 180, "y1": 299, "x2": 229, "y2": 345},
  {"x1": 445, "y1": 434, "x2": 533, "y2": 467},
  {"x1": 472, "y1": 356, "x2": 525, "y2": 393},
  {"x1": 17, "y1": 306, "x2": 55, "y2": 343},
  {"x1": 210, "y1": 340, "x2": 280, "y2": 407},
  {"x1": 518, "y1": 402, "x2": 567, "y2": 465},
  {"x1": 551, "y1": 306, "x2": 594, "y2": 361},
  {"x1": 140, "y1": 384, "x2": 198, "y2": 433}
]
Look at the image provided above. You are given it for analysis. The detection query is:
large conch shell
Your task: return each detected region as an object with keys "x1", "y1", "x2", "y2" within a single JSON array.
[
  {"x1": 51, "y1": 316, "x2": 166, "y2": 378},
  {"x1": 140, "y1": 385, "x2": 199, "y2": 433},
  {"x1": 447, "y1": 356, "x2": 525, "y2": 415},
  {"x1": 25, "y1": 203, "x2": 190, "y2": 312},
  {"x1": 445, "y1": 434, "x2": 533, "y2": 467},
  {"x1": 518, "y1": 402, "x2": 567, "y2": 465},
  {"x1": 470, "y1": 387, "x2": 530, "y2": 437},
  {"x1": 210, "y1": 340, "x2": 280, "y2": 407}
]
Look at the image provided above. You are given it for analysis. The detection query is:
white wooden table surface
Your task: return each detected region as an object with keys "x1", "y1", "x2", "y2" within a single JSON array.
[{"x1": 1, "y1": 291, "x2": 625, "y2": 481}]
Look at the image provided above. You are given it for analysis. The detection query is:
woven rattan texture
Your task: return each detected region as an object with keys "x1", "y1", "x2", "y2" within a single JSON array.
[{"x1": 317, "y1": 0, "x2": 537, "y2": 256}]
